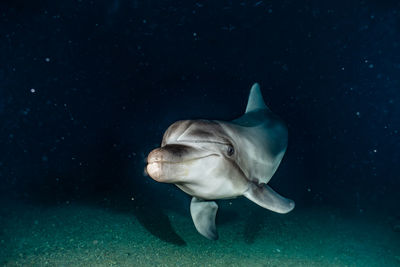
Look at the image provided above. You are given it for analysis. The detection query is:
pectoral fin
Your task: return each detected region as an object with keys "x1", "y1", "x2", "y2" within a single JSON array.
[
  {"x1": 190, "y1": 197, "x2": 218, "y2": 240},
  {"x1": 244, "y1": 183, "x2": 295, "y2": 214}
]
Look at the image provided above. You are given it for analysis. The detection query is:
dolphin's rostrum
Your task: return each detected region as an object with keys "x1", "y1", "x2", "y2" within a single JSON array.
[{"x1": 146, "y1": 83, "x2": 295, "y2": 240}]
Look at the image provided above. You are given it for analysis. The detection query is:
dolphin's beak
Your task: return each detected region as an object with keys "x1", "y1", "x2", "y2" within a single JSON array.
[
  {"x1": 146, "y1": 161, "x2": 162, "y2": 180},
  {"x1": 146, "y1": 145, "x2": 192, "y2": 182},
  {"x1": 146, "y1": 144, "x2": 217, "y2": 183},
  {"x1": 146, "y1": 148, "x2": 164, "y2": 181}
]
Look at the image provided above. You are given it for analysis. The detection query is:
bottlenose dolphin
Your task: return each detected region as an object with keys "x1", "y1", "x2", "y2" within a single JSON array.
[{"x1": 146, "y1": 83, "x2": 294, "y2": 240}]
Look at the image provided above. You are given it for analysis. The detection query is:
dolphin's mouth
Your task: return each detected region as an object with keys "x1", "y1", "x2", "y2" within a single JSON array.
[
  {"x1": 146, "y1": 143, "x2": 218, "y2": 165},
  {"x1": 146, "y1": 148, "x2": 218, "y2": 182},
  {"x1": 147, "y1": 153, "x2": 218, "y2": 165}
]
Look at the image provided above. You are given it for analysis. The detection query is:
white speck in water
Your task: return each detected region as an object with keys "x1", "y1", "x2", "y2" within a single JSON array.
[
  {"x1": 45, "y1": 57, "x2": 50, "y2": 62},
  {"x1": 373, "y1": 149, "x2": 377, "y2": 153},
  {"x1": 30, "y1": 88, "x2": 36, "y2": 93},
  {"x1": 356, "y1": 111, "x2": 360, "y2": 117},
  {"x1": 193, "y1": 32, "x2": 197, "y2": 37},
  {"x1": 369, "y1": 64, "x2": 374, "y2": 68}
]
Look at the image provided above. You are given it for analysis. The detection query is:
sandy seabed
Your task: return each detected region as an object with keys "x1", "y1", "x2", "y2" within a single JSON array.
[{"x1": 0, "y1": 198, "x2": 399, "y2": 267}]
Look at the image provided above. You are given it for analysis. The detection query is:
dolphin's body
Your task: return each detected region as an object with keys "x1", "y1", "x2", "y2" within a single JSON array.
[{"x1": 146, "y1": 83, "x2": 294, "y2": 240}]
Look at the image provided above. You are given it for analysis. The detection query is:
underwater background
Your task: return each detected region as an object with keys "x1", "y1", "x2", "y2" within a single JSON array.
[{"x1": 0, "y1": 0, "x2": 399, "y2": 266}]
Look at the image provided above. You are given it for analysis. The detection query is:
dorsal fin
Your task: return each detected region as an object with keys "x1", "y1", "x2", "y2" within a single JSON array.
[{"x1": 245, "y1": 83, "x2": 269, "y2": 113}]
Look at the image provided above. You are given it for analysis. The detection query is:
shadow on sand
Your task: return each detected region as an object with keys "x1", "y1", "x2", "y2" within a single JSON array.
[
  {"x1": 242, "y1": 208, "x2": 266, "y2": 244},
  {"x1": 23, "y1": 135, "x2": 186, "y2": 246}
]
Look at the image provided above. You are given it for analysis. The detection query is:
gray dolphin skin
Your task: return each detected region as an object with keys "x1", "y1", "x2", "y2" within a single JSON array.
[{"x1": 146, "y1": 83, "x2": 295, "y2": 240}]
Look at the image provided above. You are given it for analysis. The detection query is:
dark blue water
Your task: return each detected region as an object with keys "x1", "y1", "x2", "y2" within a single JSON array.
[{"x1": 0, "y1": 1, "x2": 399, "y2": 264}]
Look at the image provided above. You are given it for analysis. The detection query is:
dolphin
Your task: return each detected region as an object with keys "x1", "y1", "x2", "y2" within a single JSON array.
[{"x1": 146, "y1": 83, "x2": 295, "y2": 240}]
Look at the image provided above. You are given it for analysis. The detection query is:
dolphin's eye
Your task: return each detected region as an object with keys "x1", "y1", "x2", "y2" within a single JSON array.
[{"x1": 227, "y1": 145, "x2": 235, "y2": 156}]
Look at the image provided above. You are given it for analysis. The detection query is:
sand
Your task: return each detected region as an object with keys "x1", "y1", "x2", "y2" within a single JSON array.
[{"x1": 0, "y1": 198, "x2": 399, "y2": 267}]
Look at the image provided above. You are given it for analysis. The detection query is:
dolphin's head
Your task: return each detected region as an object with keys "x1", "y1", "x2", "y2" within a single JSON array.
[{"x1": 146, "y1": 120, "x2": 244, "y2": 188}]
